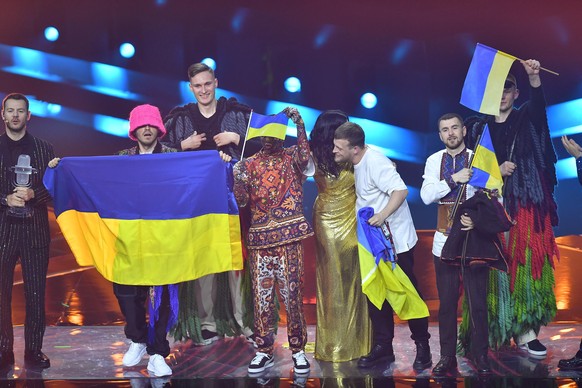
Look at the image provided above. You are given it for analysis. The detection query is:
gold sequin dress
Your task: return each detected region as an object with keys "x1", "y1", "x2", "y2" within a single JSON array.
[{"x1": 313, "y1": 167, "x2": 371, "y2": 361}]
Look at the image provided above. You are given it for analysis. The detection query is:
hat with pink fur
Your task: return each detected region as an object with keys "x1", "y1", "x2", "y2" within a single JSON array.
[{"x1": 128, "y1": 104, "x2": 167, "y2": 140}]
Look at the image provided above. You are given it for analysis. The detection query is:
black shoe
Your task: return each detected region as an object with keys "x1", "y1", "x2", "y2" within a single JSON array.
[
  {"x1": 413, "y1": 341, "x2": 432, "y2": 371},
  {"x1": 558, "y1": 351, "x2": 582, "y2": 371},
  {"x1": 357, "y1": 344, "x2": 395, "y2": 368},
  {"x1": 432, "y1": 356, "x2": 457, "y2": 376},
  {"x1": 24, "y1": 351, "x2": 51, "y2": 369},
  {"x1": 474, "y1": 354, "x2": 491, "y2": 375},
  {"x1": 0, "y1": 351, "x2": 14, "y2": 370}
]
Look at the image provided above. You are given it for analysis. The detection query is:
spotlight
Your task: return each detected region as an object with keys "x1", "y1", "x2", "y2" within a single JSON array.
[
  {"x1": 44, "y1": 26, "x2": 59, "y2": 42},
  {"x1": 119, "y1": 43, "x2": 135, "y2": 59},
  {"x1": 284, "y1": 77, "x2": 301, "y2": 93},
  {"x1": 201, "y1": 58, "x2": 216, "y2": 71},
  {"x1": 47, "y1": 103, "x2": 62, "y2": 115},
  {"x1": 360, "y1": 92, "x2": 377, "y2": 109}
]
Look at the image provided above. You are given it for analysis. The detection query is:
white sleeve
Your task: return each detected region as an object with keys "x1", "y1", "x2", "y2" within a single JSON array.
[
  {"x1": 371, "y1": 155, "x2": 407, "y2": 196},
  {"x1": 420, "y1": 152, "x2": 452, "y2": 205}
]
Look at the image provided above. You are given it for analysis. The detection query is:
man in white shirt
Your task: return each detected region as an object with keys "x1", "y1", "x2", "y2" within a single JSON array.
[
  {"x1": 333, "y1": 122, "x2": 431, "y2": 371},
  {"x1": 420, "y1": 113, "x2": 492, "y2": 376}
]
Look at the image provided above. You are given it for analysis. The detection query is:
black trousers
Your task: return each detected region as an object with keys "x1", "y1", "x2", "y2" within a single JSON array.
[
  {"x1": 0, "y1": 225, "x2": 49, "y2": 354},
  {"x1": 367, "y1": 247, "x2": 430, "y2": 348},
  {"x1": 433, "y1": 255, "x2": 489, "y2": 357},
  {"x1": 113, "y1": 283, "x2": 171, "y2": 357}
]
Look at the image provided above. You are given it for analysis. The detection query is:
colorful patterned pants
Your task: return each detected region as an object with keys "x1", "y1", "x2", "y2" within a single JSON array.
[{"x1": 249, "y1": 241, "x2": 307, "y2": 355}]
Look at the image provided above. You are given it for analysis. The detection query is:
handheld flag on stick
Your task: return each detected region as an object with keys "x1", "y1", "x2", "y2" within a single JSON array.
[
  {"x1": 246, "y1": 111, "x2": 289, "y2": 141},
  {"x1": 468, "y1": 124, "x2": 503, "y2": 194},
  {"x1": 460, "y1": 43, "x2": 517, "y2": 116},
  {"x1": 449, "y1": 124, "x2": 503, "y2": 220}
]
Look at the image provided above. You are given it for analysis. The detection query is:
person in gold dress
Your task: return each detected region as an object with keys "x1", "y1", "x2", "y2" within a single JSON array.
[{"x1": 309, "y1": 110, "x2": 371, "y2": 362}]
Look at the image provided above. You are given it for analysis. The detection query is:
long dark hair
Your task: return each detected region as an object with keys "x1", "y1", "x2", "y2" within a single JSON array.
[{"x1": 309, "y1": 109, "x2": 349, "y2": 178}]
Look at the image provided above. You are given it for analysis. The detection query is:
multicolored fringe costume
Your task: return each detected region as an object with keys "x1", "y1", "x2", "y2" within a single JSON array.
[{"x1": 462, "y1": 85, "x2": 559, "y2": 350}]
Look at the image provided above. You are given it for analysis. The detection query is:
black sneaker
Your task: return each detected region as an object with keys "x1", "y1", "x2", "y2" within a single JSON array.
[
  {"x1": 195, "y1": 329, "x2": 219, "y2": 346},
  {"x1": 292, "y1": 350, "x2": 310, "y2": 374},
  {"x1": 519, "y1": 339, "x2": 547, "y2": 357},
  {"x1": 248, "y1": 352, "x2": 274, "y2": 373}
]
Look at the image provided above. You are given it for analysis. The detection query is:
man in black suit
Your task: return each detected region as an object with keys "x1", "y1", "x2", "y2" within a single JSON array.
[{"x1": 0, "y1": 93, "x2": 55, "y2": 370}]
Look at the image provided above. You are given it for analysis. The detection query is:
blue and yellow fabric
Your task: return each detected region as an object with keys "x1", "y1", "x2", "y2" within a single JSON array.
[
  {"x1": 356, "y1": 207, "x2": 429, "y2": 320},
  {"x1": 43, "y1": 151, "x2": 243, "y2": 285}
]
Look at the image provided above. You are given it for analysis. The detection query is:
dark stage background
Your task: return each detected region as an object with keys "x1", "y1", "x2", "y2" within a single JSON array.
[{"x1": 1, "y1": 0, "x2": 581, "y2": 236}]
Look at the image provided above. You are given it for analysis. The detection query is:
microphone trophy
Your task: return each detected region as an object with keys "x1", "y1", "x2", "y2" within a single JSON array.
[{"x1": 8, "y1": 154, "x2": 37, "y2": 218}]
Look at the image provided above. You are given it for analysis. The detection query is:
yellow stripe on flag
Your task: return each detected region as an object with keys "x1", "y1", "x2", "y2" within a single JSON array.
[
  {"x1": 246, "y1": 123, "x2": 287, "y2": 140},
  {"x1": 358, "y1": 243, "x2": 429, "y2": 320},
  {"x1": 480, "y1": 52, "x2": 516, "y2": 116},
  {"x1": 57, "y1": 210, "x2": 243, "y2": 285}
]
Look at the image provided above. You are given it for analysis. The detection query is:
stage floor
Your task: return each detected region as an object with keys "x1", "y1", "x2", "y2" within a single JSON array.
[
  {"x1": 2, "y1": 324, "x2": 582, "y2": 387},
  {"x1": 3, "y1": 213, "x2": 582, "y2": 386}
]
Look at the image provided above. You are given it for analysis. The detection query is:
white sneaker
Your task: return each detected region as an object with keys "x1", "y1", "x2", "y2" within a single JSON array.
[
  {"x1": 292, "y1": 350, "x2": 310, "y2": 374},
  {"x1": 122, "y1": 342, "x2": 147, "y2": 367},
  {"x1": 247, "y1": 352, "x2": 274, "y2": 373},
  {"x1": 147, "y1": 354, "x2": 172, "y2": 377}
]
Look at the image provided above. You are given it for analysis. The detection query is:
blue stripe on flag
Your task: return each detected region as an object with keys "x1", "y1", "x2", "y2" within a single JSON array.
[
  {"x1": 43, "y1": 151, "x2": 235, "y2": 220},
  {"x1": 249, "y1": 112, "x2": 288, "y2": 129},
  {"x1": 460, "y1": 44, "x2": 497, "y2": 112}
]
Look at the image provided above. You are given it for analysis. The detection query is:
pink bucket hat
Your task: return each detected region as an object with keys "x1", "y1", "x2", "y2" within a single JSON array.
[{"x1": 128, "y1": 104, "x2": 167, "y2": 140}]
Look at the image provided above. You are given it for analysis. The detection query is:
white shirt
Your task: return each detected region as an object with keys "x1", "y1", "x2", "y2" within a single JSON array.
[
  {"x1": 354, "y1": 146, "x2": 418, "y2": 254},
  {"x1": 420, "y1": 148, "x2": 476, "y2": 256}
]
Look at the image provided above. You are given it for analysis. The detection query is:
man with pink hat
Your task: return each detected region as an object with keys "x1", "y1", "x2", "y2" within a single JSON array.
[
  {"x1": 50, "y1": 104, "x2": 177, "y2": 377},
  {"x1": 115, "y1": 104, "x2": 176, "y2": 377}
]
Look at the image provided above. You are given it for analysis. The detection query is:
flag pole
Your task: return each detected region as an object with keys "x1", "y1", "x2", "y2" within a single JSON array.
[
  {"x1": 240, "y1": 110, "x2": 253, "y2": 160},
  {"x1": 512, "y1": 57, "x2": 559, "y2": 76},
  {"x1": 496, "y1": 47, "x2": 559, "y2": 76},
  {"x1": 449, "y1": 130, "x2": 483, "y2": 221}
]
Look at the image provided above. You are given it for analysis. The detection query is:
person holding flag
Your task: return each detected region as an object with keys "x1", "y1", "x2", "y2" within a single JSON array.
[
  {"x1": 465, "y1": 59, "x2": 559, "y2": 357},
  {"x1": 162, "y1": 62, "x2": 256, "y2": 347},
  {"x1": 333, "y1": 122, "x2": 431, "y2": 371},
  {"x1": 233, "y1": 107, "x2": 313, "y2": 375},
  {"x1": 421, "y1": 113, "x2": 510, "y2": 376}
]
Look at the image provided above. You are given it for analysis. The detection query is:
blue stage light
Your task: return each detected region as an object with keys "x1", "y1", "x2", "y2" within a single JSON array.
[
  {"x1": 284, "y1": 77, "x2": 301, "y2": 93},
  {"x1": 360, "y1": 92, "x2": 377, "y2": 109},
  {"x1": 44, "y1": 26, "x2": 59, "y2": 42},
  {"x1": 47, "y1": 103, "x2": 62, "y2": 115},
  {"x1": 119, "y1": 43, "x2": 135, "y2": 59},
  {"x1": 201, "y1": 58, "x2": 216, "y2": 71}
]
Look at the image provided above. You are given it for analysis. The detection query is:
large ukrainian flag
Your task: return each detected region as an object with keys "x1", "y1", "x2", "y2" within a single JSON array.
[
  {"x1": 460, "y1": 43, "x2": 516, "y2": 116},
  {"x1": 43, "y1": 151, "x2": 243, "y2": 286}
]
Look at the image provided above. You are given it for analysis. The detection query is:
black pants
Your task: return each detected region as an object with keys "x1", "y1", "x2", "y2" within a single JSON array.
[
  {"x1": 113, "y1": 283, "x2": 171, "y2": 357},
  {"x1": 0, "y1": 226, "x2": 49, "y2": 354},
  {"x1": 433, "y1": 255, "x2": 489, "y2": 357},
  {"x1": 367, "y1": 247, "x2": 430, "y2": 348}
]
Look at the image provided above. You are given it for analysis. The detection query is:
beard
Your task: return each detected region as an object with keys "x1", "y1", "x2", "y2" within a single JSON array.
[
  {"x1": 6, "y1": 121, "x2": 26, "y2": 133},
  {"x1": 446, "y1": 137, "x2": 463, "y2": 150}
]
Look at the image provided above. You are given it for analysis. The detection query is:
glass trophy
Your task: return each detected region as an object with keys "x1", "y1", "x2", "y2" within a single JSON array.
[{"x1": 8, "y1": 154, "x2": 37, "y2": 218}]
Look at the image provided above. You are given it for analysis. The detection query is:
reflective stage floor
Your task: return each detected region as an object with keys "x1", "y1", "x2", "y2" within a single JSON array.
[{"x1": 3, "y1": 213, "x2": 582, "y2": 387}]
